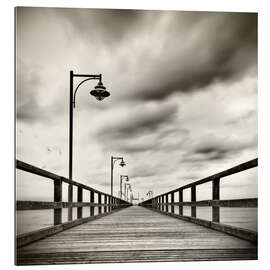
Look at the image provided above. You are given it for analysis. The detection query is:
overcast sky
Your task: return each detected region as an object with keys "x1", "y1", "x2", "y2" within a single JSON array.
[{"x1": 16, "y1": 7, "x2": 257, "y2": 202}]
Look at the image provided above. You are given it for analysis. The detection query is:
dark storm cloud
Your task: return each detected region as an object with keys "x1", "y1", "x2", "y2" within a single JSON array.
[
  {"x1": 184, "y1": 133, "x2": 257, "y2": 162},
  {"x1": 59, "y1": 9, "x2": 257, "y2": 101},
  {"x1": 131, "y1": 12, "x2": 257, "y2": 101},
  {"x1": 97, "y1": 118, "x2": 189, "y2": 155},
  {"x1": 96, "y1": 101, "x2": 178, "y2": 141}
]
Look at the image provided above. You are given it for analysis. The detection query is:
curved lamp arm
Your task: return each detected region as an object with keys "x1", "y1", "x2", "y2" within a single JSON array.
[
  {"x1": 112, "y1": 157, "x2": 124, "y2": 168},
  {"x1": 73, "y1": 75, "x2": 101, "y2": 108}
]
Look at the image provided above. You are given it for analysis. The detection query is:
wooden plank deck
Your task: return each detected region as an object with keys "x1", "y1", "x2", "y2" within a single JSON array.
[{"x1": 16, "y1": 206, "x2": 257, "y2": 265}]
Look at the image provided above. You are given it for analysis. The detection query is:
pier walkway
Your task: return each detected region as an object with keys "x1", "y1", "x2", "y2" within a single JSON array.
[{"x1": 17, "y1": 206, "x2": 257, "y2": 264}]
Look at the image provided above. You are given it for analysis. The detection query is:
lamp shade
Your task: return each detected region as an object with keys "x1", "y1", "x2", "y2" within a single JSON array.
[
  {"x1": 119, "y1": 160, "x2": 126, "y2": 167},
  {"x1": 90, "y1": 81, "x2": 110, "y2": 101}
]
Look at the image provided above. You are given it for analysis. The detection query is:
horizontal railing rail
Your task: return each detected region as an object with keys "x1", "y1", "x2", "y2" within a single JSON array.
[
  {"x1": 16, "y1": 160, "x2": 131, "y2": 247},
  {"x1": 139, "y1": 158, "x2": 258, "y2": 243}
]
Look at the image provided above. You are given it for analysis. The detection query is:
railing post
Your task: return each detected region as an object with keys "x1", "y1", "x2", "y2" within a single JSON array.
[
  {"x1": 54, "y1": 178, "x2": 62, "y2": 225},
  {"x1": 179, "y1": 189, "x2": 183, "y2": 215},
  {"x1": 158, "y1": 196, "x2": 160, "y2": 210},
  {"x1": 90, "y1": 190, "x2": 94, "y2": 216},
  {"x1": 68, "y1": 184, "x2": 73, "y2": 221},
  {"x1": 171, "y1": 192, "x2": 175, "y2": 213},
  {"x1": 77, "y1": 186, "x2": 83, "y2": 219},
  {"x1": 98, "y1": 193, "x2": 102, "y2": 214},
  {"x1": 166, "y1": 194, "x2": 169, "y2": 212},
  {"x1": 162, "y1": 195, "x2": 164, "y2": 211},
  {"x1": 212, "y1": 178, "x2": 220, "y2": 222},
  {"x1": 104, "y1": 195, "x2": 107, "y2": 213},
  {"x1": 109, "y1": 196, "x2": 112, "y2": 212},
  {"x1": 191, "y1": 185, "x2": 196, "y2": 218}
]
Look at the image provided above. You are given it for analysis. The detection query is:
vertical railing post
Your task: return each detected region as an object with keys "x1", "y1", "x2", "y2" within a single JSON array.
[
  {"x1": 104, "y1": 195, "x2": 107, "y2": 213},
  {"x1": 90, "y1": 190, "x2": 94, "y2": 216},
  {"x1": 212, "y1": 178, "x2": 220, "y2": 222},
  {"x1": 98, "y1": 193, "x2": 102, "y2": 214},
  {"x1": 68, "y1": 184, "x2": 73, "y2": 221},
  {"x1": 77, "y1": 186, "x2": 83, "y2": 219},
  {"x1": 54, "y1": 178, "x2": 62, "y2": 225},
  {"x1": 171, "y1": 192, "x2": 175, "y2": 213},
  {"x1": 166, "y1": 194, "x2": 169, "y2": 212},
  {"x1": 179, "y1": 189, "x2": 183, "y2": 215},
  {"x1": 191, "y1": 185, "x2": 196, "y2": 218},
  {"x1": 162, "y1": 195, "x2": 164, "y2": 212},
  {"x1": 108, "y1": 196, "x2": 110, "y2": 212},
  {"x1": 158, "y1": 197, "x2": 161, "y2": 210}
]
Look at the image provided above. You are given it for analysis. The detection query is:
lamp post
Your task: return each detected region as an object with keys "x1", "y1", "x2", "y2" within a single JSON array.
[
  {"x1": 129, "y1": 185, "x2": 132, "y2": 203},
  {"x1": 146, "y1": 190, "x2": 153, "y2": 199},
  {"x1": 120, "y1": 175, "x2": 129, "y2": 199},
  {"x1": 111, "y1": 156, "x2": 126, "y2": 196},
  {"x1": 127, "y1": 185, "x2": 130, "y2": 202},
  {"x1": 125, "y1": 183, "x2": 131, "y2": 201},
  {"x1": 68, "y1": 70, "x2": 110, "y2": 221}
]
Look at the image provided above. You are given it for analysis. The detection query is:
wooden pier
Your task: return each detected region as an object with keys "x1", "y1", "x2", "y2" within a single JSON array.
[
  {"x1": 17, "y1": 206, "x2": 257, "y2": 264},
  {"x1": 16, "y1": 158, "x2": 258, "y2": 265}
]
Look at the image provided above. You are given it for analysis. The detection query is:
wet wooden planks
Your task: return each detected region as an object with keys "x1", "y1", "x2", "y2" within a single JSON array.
[{"x1": 17, "y1": 206, "x2": 257, "y2": 265}]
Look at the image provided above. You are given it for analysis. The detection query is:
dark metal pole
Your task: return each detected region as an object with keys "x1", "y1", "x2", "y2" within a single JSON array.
[
  {"x1": 68, "y1": 71, "x2": 74, "y2": 221},
  {"x1": 111, "y1": 156, "x2": 113, "y2": 196},
  {"x1": 120, "y1": 176, "x2": 122, "y2": 199}
]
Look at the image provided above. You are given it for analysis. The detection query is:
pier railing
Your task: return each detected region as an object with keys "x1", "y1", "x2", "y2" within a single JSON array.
[
  {"x1": 16, "y1": 160, "x2": 131, "y2": 247},
  {"x1": 139, "y1": 158, "x2": 258, "y2": 243}
]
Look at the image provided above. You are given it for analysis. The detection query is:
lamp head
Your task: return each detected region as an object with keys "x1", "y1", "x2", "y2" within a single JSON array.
[
  {"x1": 90, "y1": 81, "x2": 110, "y2": 101},
  {"x1": 119, "y1": 159, "x2": 126, "y2": 167}
]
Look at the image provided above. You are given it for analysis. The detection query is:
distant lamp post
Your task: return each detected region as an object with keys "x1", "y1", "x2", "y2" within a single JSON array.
[
  {"x1": 111, "y1": 156, "x2": 126, "y2": 196},
  {"x1": 68, "y1": 70, "x2": 110, "y2": 221},
  {"x1": 125, "y1": 183, "x2": 131, "y2": 201},
  {"x1": 146, "y1": 190, "x2": 153, "y2": 199},
  {"x1": 126, "y1": 184, "x2": 132, "y2": 202},
  {"x1": 120, "y1": 175, "x2": 129, "y2": 199}
]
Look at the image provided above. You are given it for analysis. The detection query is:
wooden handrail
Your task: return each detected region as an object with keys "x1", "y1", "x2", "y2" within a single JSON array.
[
  {"x1": 16, "y1": 159, "x2": 132, "y2": 247},
  {"x1": 17, "y1": 160, "x2": 112, "y2": 197},
  {"x1": 143, "y1": 158, "x2": 258, "y2": 201},
  {"x1": 139, "y1": 158, "x2": 258, "y2": 243}
]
